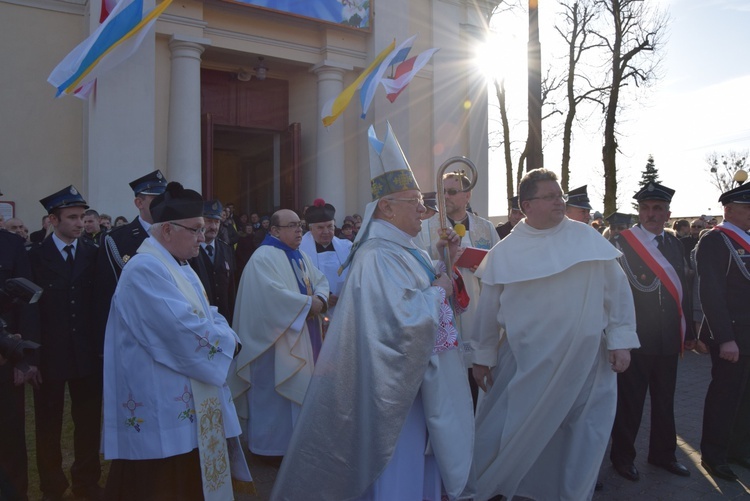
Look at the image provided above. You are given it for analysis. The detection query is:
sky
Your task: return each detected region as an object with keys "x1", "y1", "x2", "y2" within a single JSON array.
[{"x1": 484, "y1": 0, "x2": 750, "y2": 218}]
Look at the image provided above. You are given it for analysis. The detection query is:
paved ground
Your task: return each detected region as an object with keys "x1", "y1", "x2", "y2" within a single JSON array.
[
  {"x1": 594, "y1": 350, "x2": 750, "y2": 500},
  {"x1": 241, "y1": 351, "x2": 750, "y2": 500}
]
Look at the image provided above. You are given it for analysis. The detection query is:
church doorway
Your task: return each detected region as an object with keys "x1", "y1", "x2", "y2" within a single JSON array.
[{"x1": 200, "y1": 68, "x2": 300, "y2": 217}]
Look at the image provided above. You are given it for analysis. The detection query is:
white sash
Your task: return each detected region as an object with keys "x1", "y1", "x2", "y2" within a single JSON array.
[
  {"x1": 716, "y1": 221, "x2": 750, "y2": 250},
  {"x1": 137, "y1": 238, "x2": 253, "y2": 499}
]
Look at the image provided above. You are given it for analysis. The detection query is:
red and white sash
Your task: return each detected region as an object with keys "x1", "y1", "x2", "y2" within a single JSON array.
[
  {"x1": 715, "y1": 222, "x2": 750, "y2": 254},
  {"x1": 620, "y1": 226, "x2": 686, "y2": 348}
]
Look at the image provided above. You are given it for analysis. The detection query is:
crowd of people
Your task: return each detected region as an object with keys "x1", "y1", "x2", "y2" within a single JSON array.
[{"x1": 1, "y1": 123, "x2": 749, "y2": 501}]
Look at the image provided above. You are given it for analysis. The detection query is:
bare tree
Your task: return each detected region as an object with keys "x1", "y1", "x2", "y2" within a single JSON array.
[
  {"x1": 554, "y1": 0, "x2": 607, "y2": 192},
  {"x1": 706, "y1": 150, "x2": 749, "y2": 193},
  {"x1": 594, "y1": 0, "x2": 666, "y2": 214}
]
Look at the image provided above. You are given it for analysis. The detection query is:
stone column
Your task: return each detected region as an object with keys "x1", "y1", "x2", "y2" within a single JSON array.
[
  {"x1": 167, "y1": 34, "x2": 211, "y2": 191},
  {"x1": 312, "y1": 61, "x2": 350, "y2": 222}
]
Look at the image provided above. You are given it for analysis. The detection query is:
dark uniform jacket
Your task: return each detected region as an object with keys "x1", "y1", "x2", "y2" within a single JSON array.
[
  {"x1": 94, "y1": 217, "x2": 148, "y2": 346},
  {"x1": 696, "y1": 228, "x2": 750, "y2": 354},
  {"x1": 28, "y1": 237, "x2": 98, "y2": 381},
  {"x1": 495, "y1": 221, "x2": 513, "y2": 240},
  {"x1": 189, "y1": 239, "x2": 237, "y2": 322},
  {"x1": 613, "y1": 227, "x2": 695, "y2": 355},
  {"x1": 0, "y1": 231, "x2": 40, "y2": 366}
]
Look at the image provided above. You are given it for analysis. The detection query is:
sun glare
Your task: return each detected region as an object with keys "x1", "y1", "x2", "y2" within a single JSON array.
[{"x1": 474, "y1": 31, "x2": 527, "y2": 84}]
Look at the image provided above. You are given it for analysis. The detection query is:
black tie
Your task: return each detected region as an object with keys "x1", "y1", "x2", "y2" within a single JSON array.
[
  {"x1": 64, "y1": 244, "x2": 75, "y2": 270},
  {"x1": 655, "y1": 235, "x2": 665, "y2": 252},
  {"x1": 206, "y1": 244, "x2": 214, "y2": 262}
]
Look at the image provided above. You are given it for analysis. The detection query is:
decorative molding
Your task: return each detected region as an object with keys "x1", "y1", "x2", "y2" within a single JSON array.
[
  {"x1": 203, "y1": 26, "x2": 367, "y2": 62},
  {"x1": 159, "y1": 13, "x2": 209, "y2": 30},
  {"x1": 0, "y1": 0, "x2": 86, "y2": 15}
]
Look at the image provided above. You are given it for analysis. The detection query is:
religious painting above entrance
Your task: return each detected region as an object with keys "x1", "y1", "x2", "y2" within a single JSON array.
[{"x1": 222, "y1": 0, "x2": 371, "y2": 30}]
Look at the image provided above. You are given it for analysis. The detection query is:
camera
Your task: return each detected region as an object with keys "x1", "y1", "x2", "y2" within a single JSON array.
[{"x1": 0, "y1": 277, "x2": 43, "y2": 372}]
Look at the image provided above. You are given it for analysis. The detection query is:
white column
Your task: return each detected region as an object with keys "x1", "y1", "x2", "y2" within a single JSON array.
[
  {"x1": 167, "y1": 34, "x2": 211, "y2": 191},
  {"x1": 312, "y1": 62, "x2": 349, "y2": 221}
]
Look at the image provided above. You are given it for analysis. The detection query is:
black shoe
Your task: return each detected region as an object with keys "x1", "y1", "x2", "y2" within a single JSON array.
[
  {"x1": 613, "y1": 463, "x2": 640, "y2": 481},
  {"x1": 701, "y1": 460, "x2": 738, "y2": 481},
  {"x1": 648, "y1": 460, "x2": 691, "y2": 477},
  {"x1": 729, "y1": 456, "x2": 750, "y2": 470}
]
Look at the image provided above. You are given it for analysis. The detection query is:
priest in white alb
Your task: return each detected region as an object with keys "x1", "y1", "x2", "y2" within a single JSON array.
[
  {"x1": 470, "y1": 168, "x2": 639, "y2": 501},
  {"x1": 231, "y1": 209, "x2": 329, "y2": 457}
]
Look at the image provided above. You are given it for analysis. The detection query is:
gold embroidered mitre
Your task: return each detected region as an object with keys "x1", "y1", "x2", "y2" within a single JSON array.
[{"x1": 368, "y1": 122, "x2": 420, "y2": 200}]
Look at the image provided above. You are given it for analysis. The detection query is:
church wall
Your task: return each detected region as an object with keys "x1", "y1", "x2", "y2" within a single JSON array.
[{"x1": 0, "y1": 0, "x2": 86, "y2": 225}]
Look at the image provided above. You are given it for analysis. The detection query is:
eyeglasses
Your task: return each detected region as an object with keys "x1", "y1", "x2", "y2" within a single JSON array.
[
  {"x1": 274, "y1": 222, "x2": 304, "y2": 230},
  {"x1": 525, "y1": 193, "x2": 569, "y2": 203},
  {"x1": 170, "y1": 222, "x2": 206, "y2": 235},
  {"x1": 691, "y1": 225, "x2": 704, "y2": 229},
  {"x1": 387, "y1": 196, "x2": 425, "y2": 207},
  {"x1": 444, "y1": 188, "x2": 467, "y2": 196}
]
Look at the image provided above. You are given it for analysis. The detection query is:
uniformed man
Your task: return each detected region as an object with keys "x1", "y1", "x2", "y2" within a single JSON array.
[
  {"x1": 610, "y1": 182, "x2": 696, "y2": 481},
  {"x1": 0, "y1": 224, "x2": 40, "y2": 501},
  {"x1": 189, "y1": 200, "x2": 237, "y2": 321},
  {"x1": 29, "y1": 186, "x2": 103, "y2": 501},
  {"x1": 495, "y1": 196, "x2": 523, "y2": 239},
  {"x1": 605, "y1": 212, "x2": 633, "y2": 241},
  {"x1": 565, "y1": 185, "x2": 592, "y2": 224},
  {"x1": 697, "y1": 183, "x2": 750, "y2": 481},
  {"x1": 94, "y1": 170, "x2": 167, "y2": 345},
  {"x1": 299, "y1": 198, "x2": 351, "y2": 317}
]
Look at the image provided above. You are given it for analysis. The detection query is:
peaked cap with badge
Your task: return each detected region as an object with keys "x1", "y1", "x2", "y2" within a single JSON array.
[
  {"x1": 633, "y1": 182, "x2": 675, "y2": 202},
  {"x1": 40, "y1": 185, "x2": 89, "y2": 213},
  {"x1": 605, "y1": 212, "x2": 633, "y2": 227},
  {"x1": 565, "y1": 185, "x2": 592, "y2": 210},
  {"x1": 203, "y1": 200, "x2": 224, "y2": 220},
  {"x1": 129, "y1": 169, "x2": 168, "y2": 196},
  {"x1": 718, "y1": 183, "x2": 750, "y2": 205}
]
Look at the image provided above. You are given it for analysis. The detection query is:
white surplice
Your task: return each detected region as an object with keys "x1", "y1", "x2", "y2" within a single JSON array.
[{"x1": 102, "y1": 237, "x2": 241, "y2": 461}]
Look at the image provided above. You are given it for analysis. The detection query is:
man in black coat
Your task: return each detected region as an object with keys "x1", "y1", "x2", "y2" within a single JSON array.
[
  {"x1": 610, "y1": 182, "x2": 696, "y2": 482},
  {"x1": 190, "y1": 200, "x2": 237, "y2": 321},
  {"x1": 94, "y1": 170, "x2": 167, "y2": 345},
  {"x1": 0, "y1": 228, "x2": 40, "y2": 501},
  {"x1": 698, "y1": 183, "x2": 750, "y2": 481},
  {"x1": 29, "y1": 186, "x2": 102, "y2": 501}
]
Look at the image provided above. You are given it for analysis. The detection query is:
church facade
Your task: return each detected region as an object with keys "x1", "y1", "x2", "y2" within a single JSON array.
[{"x1": 1, "y1": 0, "x2": 493, "y2": 223}]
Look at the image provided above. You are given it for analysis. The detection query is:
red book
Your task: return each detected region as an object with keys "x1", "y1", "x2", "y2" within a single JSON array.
[{"x1": 454, "y1": 246, "x2": 488, "y2": 269}]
